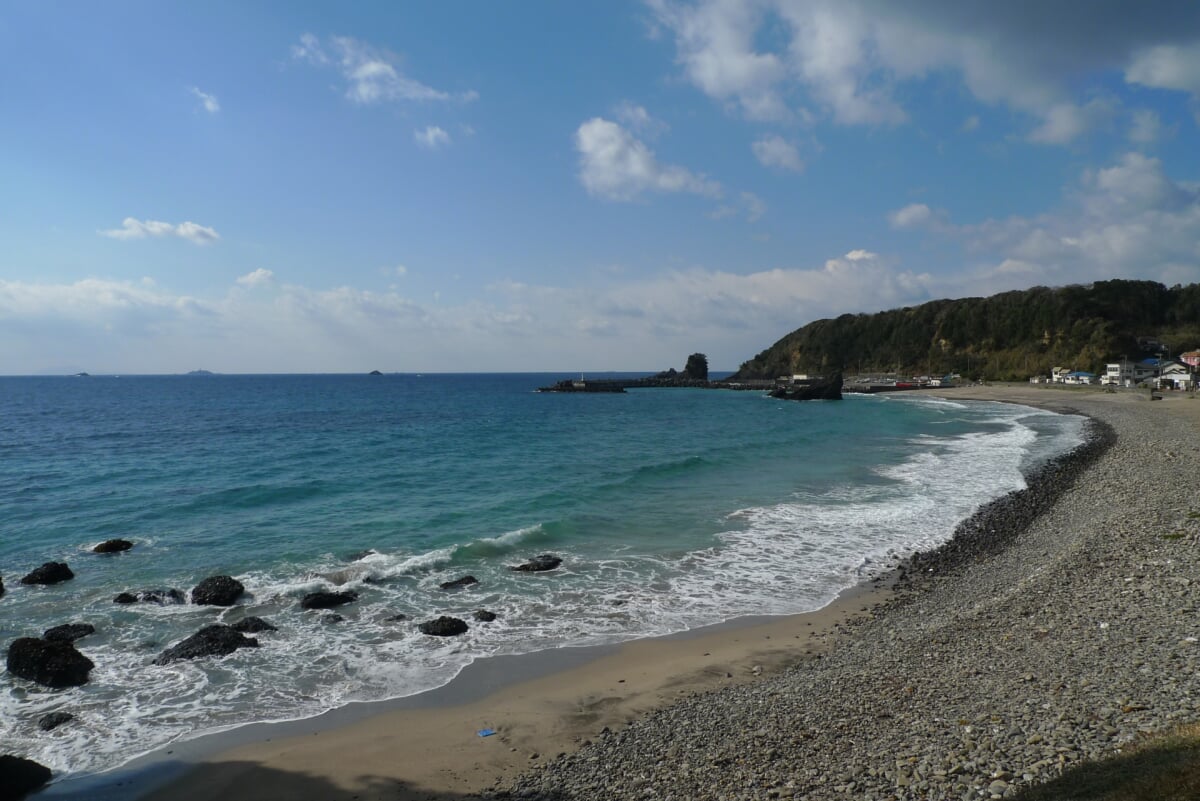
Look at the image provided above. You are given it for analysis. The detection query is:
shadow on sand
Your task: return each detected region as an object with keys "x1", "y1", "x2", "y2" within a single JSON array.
[{"x1": 35, "y1": 759, "x2": 568, "y2": 801}]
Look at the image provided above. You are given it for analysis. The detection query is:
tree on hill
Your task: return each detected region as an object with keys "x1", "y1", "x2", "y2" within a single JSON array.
[{"x1": 729, "y1": 280, "x2": 1200, "y2": 382}]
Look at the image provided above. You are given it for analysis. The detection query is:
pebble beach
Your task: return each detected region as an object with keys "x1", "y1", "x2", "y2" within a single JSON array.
[
  {"x1": 135, "y1": 385, "x2": 1200, "y2": 801},
  {"x1": 500, "y1": 386, "x2": 1200, "y2": 801}
]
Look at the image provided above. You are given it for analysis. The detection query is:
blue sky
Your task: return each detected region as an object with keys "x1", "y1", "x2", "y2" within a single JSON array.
[{"x1": 2, "y1": 0, "x2": 1200, "y2": 374}]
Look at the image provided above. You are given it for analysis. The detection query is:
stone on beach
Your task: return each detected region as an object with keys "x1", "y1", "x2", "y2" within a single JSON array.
[
  {"x1": 93, "y1": 538, "x2": 133, "y2": 553},
  {"x1": 0, "y1": 754, "x2": 52, "y2": 799},
  {"x1": 191, "y1": 575, "x2": 245, "y2": 606},
  {"x1": 300, "y1": 590, "x2": 359, "y2": 610},
  {"x1": 154, "y1": 624, "x2": 259, "y2": 665},
  {"x1": 20, "y1": 562, "x2": 74, "y2": 586},
  {"x1": 511, "y1": 554, "x2": 562, "y2": 572},
  {"x1": 418, "y1": 616, "x2": 469, "y2": 636},
  {"x1": 42, "y1": 623, "x2": 95, "y2": 643},
  {"x1": 6, "y1": 637, "x2": 94, "y2": 687}
]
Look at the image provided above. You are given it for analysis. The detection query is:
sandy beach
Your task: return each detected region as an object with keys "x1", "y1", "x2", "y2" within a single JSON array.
[{"x1": 131, "y1": 385, "x2": 1200, "y2": 801}]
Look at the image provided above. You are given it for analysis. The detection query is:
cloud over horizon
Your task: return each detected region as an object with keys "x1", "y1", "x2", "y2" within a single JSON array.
[{"x1": 100, "y1": 218, "x2": 220, "y2": 245}]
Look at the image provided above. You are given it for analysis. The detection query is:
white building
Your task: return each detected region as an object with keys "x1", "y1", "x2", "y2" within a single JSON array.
[
  {"x1": 1157, "y1": 362, "x2": 1196, "y2": 390},
  {"x1": 1102, "y1": 363, "x2": 1134, "y2": 386}
]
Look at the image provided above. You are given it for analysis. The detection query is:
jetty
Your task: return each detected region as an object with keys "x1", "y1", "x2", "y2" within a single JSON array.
[{"x1": 536, "y1": 378, "x2": 626, "y2": 393}]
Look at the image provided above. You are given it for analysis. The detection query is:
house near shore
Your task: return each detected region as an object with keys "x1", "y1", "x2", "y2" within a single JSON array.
[
  {"x1": 1102, "y1": 363, "x2": 1134, "y2": 387},
  {"x1": 1157, "y1": 361, "x2": 1196, "y2": 390},
  {"x1": 1181, "y1": 350, "x2": 1200, "y2": 369},
  {"x1": 1134, "y1": 358, "x2": 1162, "y2": 383},
  {"x1": 1064, "y1": 371, "x2": 1096, "y2": 385},
  {"x1": 1049, "y1": 367, "x2": 1073, "y2": 383}
]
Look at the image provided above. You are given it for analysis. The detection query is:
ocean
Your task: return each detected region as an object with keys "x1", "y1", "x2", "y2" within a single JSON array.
[{"x1": 0, "y1": 373, "x2": 1084, "y2": 781}]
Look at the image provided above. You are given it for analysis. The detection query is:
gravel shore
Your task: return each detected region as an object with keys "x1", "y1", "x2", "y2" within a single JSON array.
[{"x1": 498, "y1": 391, "x2": 1200, "y2": 801}]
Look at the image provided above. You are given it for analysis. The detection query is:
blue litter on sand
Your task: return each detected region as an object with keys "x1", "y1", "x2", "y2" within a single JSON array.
[{"x1": 477, "y1": 728, "x2": 496, "y2": 737}]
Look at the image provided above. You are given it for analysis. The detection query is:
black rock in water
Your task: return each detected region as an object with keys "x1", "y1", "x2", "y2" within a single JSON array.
[
  {"x1": 20, "y1": 562, "x2": 74, "y2": 586},
  {"x1": 191, "y1": 575, "x2": 245, "y2": 606},
  {"x1": 322, "y1": 614, "x2": 344, "y2": 624},
  {"x1": 418, "y1": 616, "x2": 469, "y2": 636},
  {"x1": 0, "y1": 754, "x2": 52, "y2": 798},
  {"x1": 0, "y1": 576, "x2": 5, "y2": 599},
  {"x1": 113, "y1": 592, "x2": 137, "y2": 604},
  {"x1": 6, "y1": 637, "x2": 94, "y2": 687},
  {"x1": 300, "y1": 590, "x2": 359, "y2": 610},
  {"x1": 439, "y1": 575, "x2": 479, "y2": 590},
  {"x1": 142, "y1": 588, "x2": 186, "y2": 604},
  {"x1": 38, "y1": 711, "x2": 75, "y2": 731},
  {"x1": 474, "y1": 609, "x2": 497, "y2": 622},
  {"x1": 93, "y1": 538, "x2": 133, "y2": 554},
  {"x1": 154, "y1": 625, "x2": 259, "y2": 665},
  {"x1": 768, "y1": 373, "x2": 843, "y2": 401},
  {"x1": 511, "y1": 555, "x2": 562, "y2": 572},
  {"x1": 43, "y1": 623, "x2": 95, "y2": 644},
  {"x1": 232, "y1": 616, "x2": 277, "y2": 634},
  {"x1": 386, "y1": 613, "x2": 409, "y2": 622}
]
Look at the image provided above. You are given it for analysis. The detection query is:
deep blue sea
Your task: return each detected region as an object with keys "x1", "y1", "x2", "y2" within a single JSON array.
[{"x1": 0, "y1": 374, "x2": 1084, "y2": 779}]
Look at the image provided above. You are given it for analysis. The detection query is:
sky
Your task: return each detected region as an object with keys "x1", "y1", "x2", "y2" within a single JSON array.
[{"x1": 2, "y1": 0, "x2": 1200, "y2": 374}]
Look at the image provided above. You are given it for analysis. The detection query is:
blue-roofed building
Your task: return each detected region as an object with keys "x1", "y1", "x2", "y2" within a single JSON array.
[{"x1": 1064, "y1": 371, "x2": 1096, "y2": 385}]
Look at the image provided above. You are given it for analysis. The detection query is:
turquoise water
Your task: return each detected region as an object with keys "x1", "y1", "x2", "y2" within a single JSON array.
[{"x1": 0, "y1": 374, "x2": 1084, "y2": 778}]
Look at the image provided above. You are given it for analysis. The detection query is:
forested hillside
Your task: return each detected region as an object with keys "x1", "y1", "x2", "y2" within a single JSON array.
[{"x1": 730, "y1": 280, "x2": 1200, "y2": 381}]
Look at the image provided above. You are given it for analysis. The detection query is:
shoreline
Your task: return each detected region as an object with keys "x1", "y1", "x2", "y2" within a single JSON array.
[
  {"x1": 47, "y1": 573, "x2": 894, "y2": 800},
  {"x1": 48, "y1": 385, "x2": 1192, "y2": 800},
  {"x1": 507, "y1": 385, "x2": 1200, "y2": 800}
]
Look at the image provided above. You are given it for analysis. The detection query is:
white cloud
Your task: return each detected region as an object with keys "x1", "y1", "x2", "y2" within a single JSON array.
[
  {"x1": 100, "y1": 217, "x2": 220, "y2": 245},
  {"x1": 393, "y1": 264, "x2": 408, "y2": 277},
  {"x1": 1126, "y1": 41, "x2": 1200, "y2": 95},
  {"x1": 1128, "y1": 109, "x2": 1163, "y2": 143},
  {"x1": 911, "y1": 152, "x2": 1200, "y2": 292},
  {"x1": 615, "y1": 102, "x2": 669, "y2": 137},
  {"x1": 575, "y1": 117, "x2": 721, "y2": 201},
  {"x1": 961, "y1": 115, "x2": 980, "y2": 132},
  {"x1": 843, "y1": 249, "x2": 877, "y2": 261},
  {"x1": 292, "y1": 34, "x2": 477, "y2": 105},
  {"x1": 190, "y1": 87, "x2": 219, "y2": 113},
  {"x1": 291, "y1": 33, "x2": 329, "y2": 65},
  {"x1": 236, "y1": 269, "x2": 274, "y2": 287},
  {"x1": 0, "y1": 245, "x2": 937, "y2": 375},
  {"x1": 647, "y1": 0, "x2": 789, "y2": 120},
  {"x1": 414, "y1": 125, "x2": 451, "y2": 149},
  {"x1": 649, "y1": 1, "x2": 1200, "y2": 141},
  {"x1": 1028, "y1": 99, "x2": 1115, "y2": 144},
  {"x1": 751, "y1": 135, "x2": 804, "y2": 172},
  {"x1": 888, "y1": 201, "x2": 950, "y2": 230}
]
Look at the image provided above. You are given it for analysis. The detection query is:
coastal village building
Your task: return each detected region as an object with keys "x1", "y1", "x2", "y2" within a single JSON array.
[
  {"x1": 1157, "y1": 361, "x2": 1196, "y2": 390},
  {"x1": 1182, "y1": 350, "x2": 1200, "y2": 369},
  {"x1": 1102, "y1": 363, "x2": 1135, "y2": 386}
]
